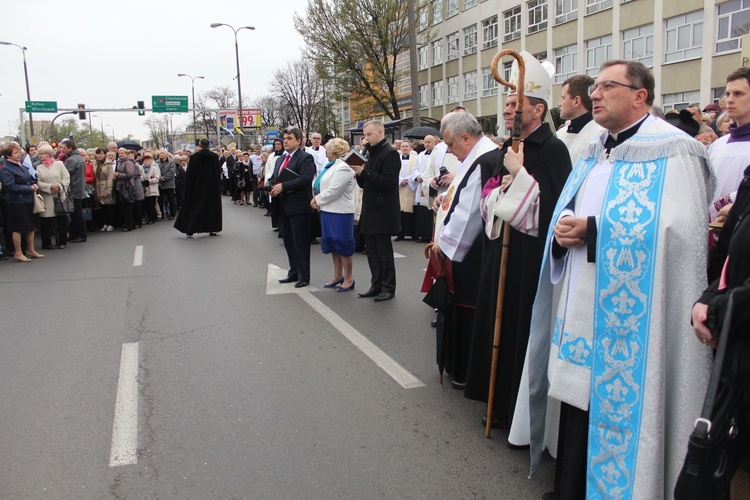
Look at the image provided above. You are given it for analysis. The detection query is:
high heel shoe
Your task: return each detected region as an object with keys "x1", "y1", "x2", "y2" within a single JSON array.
[
  {"x1": 337, "y1": 281, "x2": 355, "y2": 292},
  {"x1": 323, "y1": 278, "x2": 345, "y2": 288}
]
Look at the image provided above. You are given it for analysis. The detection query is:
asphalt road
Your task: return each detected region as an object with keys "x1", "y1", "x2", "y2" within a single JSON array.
[{"x1": 0, "y1": 197, "x2": 554, "y2": 499}]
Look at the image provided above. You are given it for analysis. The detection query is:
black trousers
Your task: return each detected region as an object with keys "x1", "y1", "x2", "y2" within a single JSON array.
[
  {"x1": 279, "y1": 211, "x2": 312, "y2": 282},
  {"x1": 121, "y1": 200, "x2": 134, "y2": 230},
  {"x1": 364, "y1": 234, "x2": 396, "y2": 293},
  {"x1": 40, "y1": 215, "x2": 68, "y2": 248},
  {"x1": 553, "y1": 403, "x2": 589, "y2": 499},
  {"x1": 69, "y1": 198, "x2": 87, "y2": 239},
  {"x1": 145, "y1": 196, "x2": 158, "y2": 222},
  {"x1": 159, "y1": 188, "x2": 176, "y2": 217}
]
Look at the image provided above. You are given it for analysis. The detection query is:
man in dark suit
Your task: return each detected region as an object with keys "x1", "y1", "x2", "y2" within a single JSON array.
[
  {"x1": 270, "y1": 127, "x2": 316, "y2": 288},
  {"x1": 350, "y1": 120, "x2": 401, "y2": 301}
]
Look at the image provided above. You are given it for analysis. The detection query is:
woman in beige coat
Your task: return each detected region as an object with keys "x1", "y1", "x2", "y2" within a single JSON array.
[
  {"x1": 94, "y1": 149, "x2": 116, "y2": 231},
  {"x1": 35, "y1": 144, "x2": 71, "y2": 249}
]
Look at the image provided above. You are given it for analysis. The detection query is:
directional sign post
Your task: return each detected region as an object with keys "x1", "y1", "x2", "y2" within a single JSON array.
[
  {"x1": 25, "y1": 101, "x2": 58, "y2": 113},
  {"x1": 151, "y1": 96, "x2": 188, "y2": 113}
]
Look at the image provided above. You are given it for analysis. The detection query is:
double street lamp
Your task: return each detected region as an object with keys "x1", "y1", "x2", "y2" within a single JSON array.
[
  {"x1": 210, "y1": 23, "x2": 255, "y2": 149},
  {"x1": 0, "y1": 41, "x2": 33, "y2": 138},
  {"x1": 177, "y1": 73, "x2": 205, "y2": 144}
]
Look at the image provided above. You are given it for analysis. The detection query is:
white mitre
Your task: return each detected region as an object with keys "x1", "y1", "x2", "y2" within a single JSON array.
[{"x1": 508, "y1": 50, "x2": 555, "y2": 104}]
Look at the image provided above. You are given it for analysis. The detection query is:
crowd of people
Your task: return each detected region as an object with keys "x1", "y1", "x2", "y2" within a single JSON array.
[{"x1": 2, "y1": 54, "x2": 750, "y2": 498}]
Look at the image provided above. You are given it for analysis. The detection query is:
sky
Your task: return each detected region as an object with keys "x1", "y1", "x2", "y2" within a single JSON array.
[{"x1": 1, "y1": 0, "x2": 311, "y2": 143}]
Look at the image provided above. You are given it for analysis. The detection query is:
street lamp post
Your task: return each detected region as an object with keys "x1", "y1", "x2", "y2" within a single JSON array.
[
  {"x1": 108, "y1": 125, "x2": 115, "y2": 142},
  {"x1": 91, "y1": 115, "x2": 105, "y2": 145},
  {"x1": 177, "y1": 73, "x2": 205, "y2": 146},
  {"x1": 210, "y1": 23, "x2": 255, "y2": 150},
  {"x1": 0, "y1": 41, "x2": 34, "y2": 139}
]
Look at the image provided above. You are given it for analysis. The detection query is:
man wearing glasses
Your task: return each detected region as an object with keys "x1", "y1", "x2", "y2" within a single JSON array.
[{"x1": 521, "y1": 60, "x2": 715, "y2": 499}]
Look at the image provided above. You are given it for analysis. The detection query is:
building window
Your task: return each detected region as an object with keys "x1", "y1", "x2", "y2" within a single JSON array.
[
  {"x1": 482, "y1": 15, "x2": 499, "y2": 49},
  {"x1": 447, "y1": 0, "x2": 459, "y2": 17},
  {"x1": 662, "y1": 90, "x2": 700, "y2": 111},
  {"x1": 664, "y1": 10, "x2": 703, "y2": 63},
  {"x1": 464, "y1": 24, "x2": 478, "y2": 55},
  {"x1": 713, "y1": 87, "x2": 726, "y2": 103},
  {"x1": 555, "y1": 0, "x2": 577, "y2": 25},
  {"x1": 585, "y1": 35, "x2": 612, "y2": 76},
  {"x1": 482, "y1": 67, "x2": 499, "y2": 96},
  {"x1": 501, "y1": 61, "x2": 513, "y2": 93},
  {"x1": 554, "y1": 44, "x2": 578, "y2": 84},
  {"x1": 447, "y1": 76, "x2": 460, "y2": 103},
  {"x1": 464, "y1": 71, "x2": 478, "y2": 100},
  {"x1": 622, "y1": 24, "x2": 654, "y2": 67},
  {"x1": 419, "y1": 85, "x2": 429, "y2": 109},
  {"x1": 528, "y1": 0, "x2": 548, "y2": 35},
  {"x1": 432, "y1": 0, "x2": 443, "y2": 25},
  {"x1": 464, "y1": 0, "x2": 477, "y2": 10},
  {"x1": 447, "y1": 32, "x2": 460, "y2": 61},
  {"x1": 342, "y1": 103, "x2": 350, "y2": 125},
  {"x1": 716, "y1": 0, "x2": 750, "y2": 53},
  {"x1": 534, "y1": 50, "x2": 548, "y2": 61},
  {"x1": 504, "y1": 6, "x2": 522, "y2": 42},
  {"x1": 418, "y1": 46, "x2": 428, "y2": 70},
  {"x1": 418, "y1": 7, "x2": 429, "y2": 31},
  {"x1": 586, "y1": 0, "x2": 612, "y2": 15},
  {"x1": 433, "y1": 81, "x2": 444, "y2": 106},
  {"x1": 432, "y1": 40, "x2": 443, "y2": 65}
]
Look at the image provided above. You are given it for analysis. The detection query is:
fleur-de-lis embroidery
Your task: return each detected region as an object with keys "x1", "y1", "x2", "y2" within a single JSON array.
[
  {"x1": 619, "y1": 200, "x2": 642, "y2": 223},
  {"x1": 570, "y1": 339, "x2": 590, "y2": 364},
  {"x1": 606, "y1": 378, "x2": 629, "y2": 402},
  {"x1": 525, "y1": 81, "x2": 542, "y2": 93},
  {"x1": 612, "y1": 290, "x2": 635, "y2": 314},
  {"x1": 601, "y1": 461, "x2": 621, "y2": 484}
]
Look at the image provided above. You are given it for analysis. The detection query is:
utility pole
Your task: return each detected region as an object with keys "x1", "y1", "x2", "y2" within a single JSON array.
[{"x1": 407, "y1": 0, "x2": 421, "y2": 128}]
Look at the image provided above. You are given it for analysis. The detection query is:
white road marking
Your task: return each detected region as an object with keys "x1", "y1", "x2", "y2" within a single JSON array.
[
  {"x1": 298, "y1": 292, "x2": 424, "y2": 389},
  {"x1": 109, "y1": 342, "x2": 139, "y2": 467},
  {"x1": 266, "y1": 264, "x2": 424, "y2": 389},
  {"x1": 132, "y1": 246, "x2": 143, "y2": 267},
  {"x1": 393, "y1": 252, "x2": 406, "y2": 259}
]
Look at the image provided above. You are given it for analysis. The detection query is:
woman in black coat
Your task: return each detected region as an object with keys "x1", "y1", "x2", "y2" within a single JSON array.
[{"x1": 0, "y1": 142, "x2": 44, "y2": 261}]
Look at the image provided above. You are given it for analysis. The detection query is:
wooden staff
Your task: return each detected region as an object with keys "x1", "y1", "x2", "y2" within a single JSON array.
[{"x1": 485, "y1": 49, "x2": 525, "y2": 438}]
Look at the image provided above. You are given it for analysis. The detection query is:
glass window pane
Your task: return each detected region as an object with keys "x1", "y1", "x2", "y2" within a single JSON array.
[
  {"x1": 719, "y1": 17, "x2": 729, "y2": 39},
  {"x1": 719, "y1": 0, "x2": 741, "y2": 15},
  {"x1": 666, "y1": 30, "x2": 676, "y2": 51},
  {"x1": 677, "y1": 25, "x2": 689, "y2": 49},
  {"x1": 694, "y1": 23, "x2": 703, "y2": 45},
  {"x1": 731, "y1": 11, "x2": 750, "y2": 37}
]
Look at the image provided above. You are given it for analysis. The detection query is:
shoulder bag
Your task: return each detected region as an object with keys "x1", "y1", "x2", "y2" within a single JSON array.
[
  {"x1": 675, "y1": 290, "x2": 747, "y2": 499},
  {"x1": 32, "y1": 193, "x2": 45, "y2": 214},
  {"x1": 54, "y1": 188, "x2": 74, "y2": 215}
]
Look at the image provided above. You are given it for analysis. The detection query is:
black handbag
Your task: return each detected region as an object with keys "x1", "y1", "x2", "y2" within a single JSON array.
[
  {"x1": 54, "y1": 190, "x2": 74, "y2": 215},
  {"x1": 675, "y1": 291, "x2": 747, "y2": 499}
]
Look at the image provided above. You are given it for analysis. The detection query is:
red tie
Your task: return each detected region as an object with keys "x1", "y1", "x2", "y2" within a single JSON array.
[{"x1": 279, "y1": 154, "x2": 291, "y2": 172}]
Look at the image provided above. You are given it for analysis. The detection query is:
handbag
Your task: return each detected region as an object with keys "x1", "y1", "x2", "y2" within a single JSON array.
[
  {"x1": 675, "y1": 291, "x2": 747, "y2": 499},
  {"x1": 82, "y1": 207, "x2": 93, "y2": 221},
  {"x1": 32, "y1": 193, "x2": 45, "y2": 214},
  {"x1": 119, "y1": 182, "x2": 135, "y2": 203},
  {"x1": 54, "y1": 190, "x2": 74, "y2": 215}
]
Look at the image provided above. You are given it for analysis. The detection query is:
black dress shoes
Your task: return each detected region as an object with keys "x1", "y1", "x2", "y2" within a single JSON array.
[
  {"x1": 70, "y1": 237, "x2": 87, "y2": 243},
  {"x1": 278, "y1": 276, "x2": 298, "y2": 284},
  {"x1": 294, "y1": 281, "x2": 309, "y2": 288},
  {"x1": 451, "y1": 379, "x2": 466, "y2": 390},
  {"x1": 357, "y1": 287, "x2": 381, "y2": 298},
  {"x1": 373, "y1": 291, "x2": 395, "y2": 302}
]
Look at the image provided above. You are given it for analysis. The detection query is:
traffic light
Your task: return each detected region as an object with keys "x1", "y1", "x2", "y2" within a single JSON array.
[
  {"x1": 50, "y1": 141, "x2": 58, "y2": 148},
  {"x1": 137, "y1": 100, "x2": 145, "y2": 116},
  {"x1": 78, "y1": 103, "x2": 86, "y2": 120}
]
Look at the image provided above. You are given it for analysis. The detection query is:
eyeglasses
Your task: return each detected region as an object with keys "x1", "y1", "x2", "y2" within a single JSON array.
[{"x1": 588, "y1": 80, "x2": 640, "y2": 95}]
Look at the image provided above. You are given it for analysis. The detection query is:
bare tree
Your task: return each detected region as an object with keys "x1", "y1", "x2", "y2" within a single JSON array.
[
  {"x1": 144, "y1": 116, "x2": 170, "y2": 149},
  {"x1": 204, "y1": 86, "x2": 237, "y2": 110},
  {"x1": 253, "y1": 95, "x2": 285, "y2": 129},
  {"x1": 295, "y1": 0, "x2": 424, "y2": 120},
  {"x1": 270, "y1": 58, "x2": 324, "y2": 135}
]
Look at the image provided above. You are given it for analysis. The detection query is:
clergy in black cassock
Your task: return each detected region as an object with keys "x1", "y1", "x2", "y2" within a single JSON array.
[
  {"x1": 463, "y1": 51, "x2": 571, "y2": 430},
  {"x1": 174, "y1": 139, "x2": 223, "y2": 236}
]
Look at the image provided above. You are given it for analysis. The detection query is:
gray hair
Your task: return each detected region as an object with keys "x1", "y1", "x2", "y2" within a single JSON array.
[{"x1": 440, "y1": 111, "x2": 483, "y2": 139}]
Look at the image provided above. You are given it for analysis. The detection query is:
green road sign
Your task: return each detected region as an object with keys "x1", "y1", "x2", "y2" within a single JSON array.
[
  {"x1": 25, "y1": 101, "x2": 58, "y2": 113},
  {"x1": 152, "y1": 95, "x2": 188, "y2": 113}
]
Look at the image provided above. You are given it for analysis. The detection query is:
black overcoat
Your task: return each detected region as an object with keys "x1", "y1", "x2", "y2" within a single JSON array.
[
  {"x1": 356, "y1": 138, "x2": 401, "y2": 235},
  {"x1": 173, "y1": 148, "x2": 223, "y2": 234}
]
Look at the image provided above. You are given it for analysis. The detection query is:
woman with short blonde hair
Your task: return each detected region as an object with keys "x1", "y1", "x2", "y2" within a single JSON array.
[
  {"x1": 311, "y1": 138, "x2": 357, "y2": 291},
  {"x1": 36, "y1": 144, "x2": 71, "y2": 248}
]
